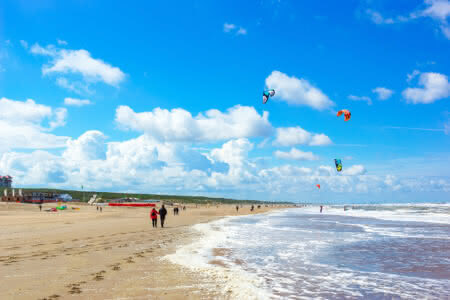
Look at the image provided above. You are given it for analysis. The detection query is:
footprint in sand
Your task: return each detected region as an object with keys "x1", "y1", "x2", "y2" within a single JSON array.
[
  {"x1": 93, "y1": 270, "x2": 106, "y2": 281},
  {"x1": 125, "y1": 257, "x2": 135, "y2": 264},
  {"x1": 5, "y1": 246, "x2": 21, "y2": 250},
  {"x1": 110, "y1": 263, "x2": 121, "y2": 271},
  {"x1": 66, "y1": 283, "x2": 82, "y2": 294}
]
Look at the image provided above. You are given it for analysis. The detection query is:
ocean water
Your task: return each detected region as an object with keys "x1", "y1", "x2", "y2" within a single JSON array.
[{"x1": 166, "y1": 204, "x2": 450, "y2": 299}]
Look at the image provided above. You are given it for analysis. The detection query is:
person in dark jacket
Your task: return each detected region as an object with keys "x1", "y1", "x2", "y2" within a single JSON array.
[
  {"x1": 150, "y1": 208, "x2": 158, "y2": 228},
  {"x1": 159, "y1": 205, "x2": 167, "y2": 228}
]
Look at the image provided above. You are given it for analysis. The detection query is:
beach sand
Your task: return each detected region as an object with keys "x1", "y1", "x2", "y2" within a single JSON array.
[{"x1": 0, "y1": 202, "x2": 284, "y2": 299}]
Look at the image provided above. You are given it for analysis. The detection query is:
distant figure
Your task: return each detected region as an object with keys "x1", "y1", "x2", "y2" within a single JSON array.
[
  {"x1": 174, "y1": 207, "x2": 179, "y2": 215},
  {"x1": 320, "y1": 205, "x2": 323, "y2": 213},
  {"x1": 236, "y1": 205, "x2": 239, "y2": 212},
  {"x1": 150, "y1": 208, "x2": 159, "y2": 228},
  {"x1": 159, "y1": 205, "x2": 167, "y2": 228},
  {"x1": 100, "y1": 206, "x2": 102, "y2": 212},
  {"x1": 257, "y1": 205, "x2": 261, "y2": 209},
  {"x1": 251, "y1": 205, "x2": 254, "y2": 211},
  {"x1": 96, "y1": 206, "x2": 99, "y2": 211},
  {"x1": 39, "y1": 204, "x2": 42, "y2": 211},
  {"x1": 183, "y1": 206, "x2": 186, "y2": 211}
]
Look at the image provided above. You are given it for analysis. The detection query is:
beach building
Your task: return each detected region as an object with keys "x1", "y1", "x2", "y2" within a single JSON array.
[
  {"x1": 1, "y1": 191, "x2": 68, "y2": 203},
  {"x1": 0, "y1": 175, "x2": 12, "y2": 188}
]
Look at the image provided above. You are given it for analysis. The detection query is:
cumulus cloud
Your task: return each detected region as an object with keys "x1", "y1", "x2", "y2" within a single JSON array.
[
  {"x1": 372, "y1": 87, "x2": 394, "y2": 100},
  {"x1": 348, "y1": 95, "x2": 372, "y2": 105},
  {"x1": 342, "y1": 165, "x2": 367, "y2": 176},
  {"x1": 63, "y1": 131, "x2": 107, "y2": 161},
  {"x1": 0, "y1": 97, "x2": 69, "y2": 149},
  {"x1": 274, "y1": 126, "x2": 332, "y2": 147},
  {"x1": 57, "y1": 39, "x2": 68, "y2": 46},
  {"x1": 274, "y1": 148, "x2": 319, "y2": 161},
  {"x1": 64, "y1": 97, "x2": 92, "y2": 107},
  {"x1": 402, "y1": 72, "x2": 450, "y2": 104},
  {"x1": 265, "y1": 71, "x2": 334, "y2": 110},
  {"x1": 30, "y1": 43, "x2": 125, "y2": 86},
  {"x1": 115, "y1": 105, "x2": 273, "y2": 142}
]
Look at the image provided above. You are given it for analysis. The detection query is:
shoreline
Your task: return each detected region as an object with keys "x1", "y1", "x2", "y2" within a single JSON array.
[{"x1": 0, "y1": 202, "x2": 289, "y2": 299}]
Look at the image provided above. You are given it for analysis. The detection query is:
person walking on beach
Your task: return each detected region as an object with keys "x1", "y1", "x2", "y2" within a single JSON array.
[
  {"x1": 320, "y1": 205, "x2": 323, "y2": 213},
  {"x1": 236, "y1": 205, "x2": 239, "y2": 212},
  {"x1": 159, "y1": 205, "x2": 167, "y2": 228},
  {"x1": 251, "y1": 205, "x2": 254, "y2": 211},
  {"x1": 39, "y1": 204, "x2": 42, "y2": 211},
  {"x1": 150, "y1": 208, "x2": 158, "y2": 228}
]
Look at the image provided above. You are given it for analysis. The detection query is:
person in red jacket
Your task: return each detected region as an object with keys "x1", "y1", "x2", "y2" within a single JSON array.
[{"x1": 150, "y1": 208, "x2": 159, "y2": 228}]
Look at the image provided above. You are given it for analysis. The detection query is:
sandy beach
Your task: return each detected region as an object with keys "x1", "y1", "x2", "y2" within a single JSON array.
[{"x1": 0, "y1": 202, "x2": 284, "y2": 299}]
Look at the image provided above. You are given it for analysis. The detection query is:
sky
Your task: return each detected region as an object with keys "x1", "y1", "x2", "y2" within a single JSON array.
[{"x1": 0, "y1": 0, "x2": 449, "y2": 203}]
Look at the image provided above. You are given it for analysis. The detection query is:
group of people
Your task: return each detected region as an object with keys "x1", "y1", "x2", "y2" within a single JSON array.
[{"x1": 150, "y1": 205, "x2": 167, "y2": 228}]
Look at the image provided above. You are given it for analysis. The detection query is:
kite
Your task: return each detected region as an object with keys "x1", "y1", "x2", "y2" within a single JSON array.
[
  {"x1": 263, "y1": 89, "x2": 275, "y2": 104},
  {"x1": 316, "y1": 184, "x2": 321, "y2": 189},
  {"x1": 337, "y1": 109, "x2": 351, "y2": 121},
  {"x1": 334, "y1": 159, "x2": 343, "y2": 172}
]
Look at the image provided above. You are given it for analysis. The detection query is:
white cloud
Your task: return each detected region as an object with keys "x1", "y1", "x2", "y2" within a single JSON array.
[
  {"x1": 309, "y1": 133, "x2": 333, "y2": 146},
  {"x1": 342, "y1": 165, "x2": 367, "y2": 176},
  {"x1": 237, "y1": 27, "x2": 247, "y2": 35},
  {"x1": 366, "y1": 9, "x2": 395, "y2": 24},
  {"x1": 274, "y1": 148, "x2": 319, "y2": 161},
  {"x1": 64, "y1": 97, "x2": 92, "y2": 107},
  {"x1": 115, "y1": 105, "x2": 273, "y2": 142},
  {"x1": 265, "y1": 71, "x2": 334, "y2": 110},
  {"x1": 63, "y1": 130, "x2": 107, "y2": 161},
  {"x1": 31, "y1": 43, "x2": 125, "y2": 86},
  {"x1": 274, "y1": 126, "x2": 332, "y2": 147},
  {"x1": 57, "y1": 39, "x2": 68, "y2": 46},
  {"x1": 422, "y1": 0, "x2": 450, "y2": 21},
  {"x1": 348, "y1": 94, "x2": 372, "y2": 105},
  {"x1": 366, "y1": 0, "x2": 450, "y2": 39},
  {"x1": 0, "y1": 97, "x2": 69, "y2": 149},
  {"x1": 444, "y1": 120, "x2": 450, "y2": 135},
  {"x1": 56, "y1": 77, "x2": 91, "y2": 95},
  {"x1": 30, "y1": 43, "x2": 57, "y2": 56},
  {"x1": 407, "y1": 70, "x2": 421, "y2": 82},
  {"x1": 223, "y1": 23, "x2": 236, "y2": 32},
  {"x1": 49, "y1": 107, "x2": 67, "y2": 129},
  {"x1": 402, "y1": 72, "x2": 450, "y2": 104},
  {"x1": 372, "y1": 87, "x2": 394, "y2": 100},
  {"x1": 223, "y1": 23, "x2": 248, "y2": 36},
  {"x1": 20, "y1": 40, "x2": 28, "y2": 49}
]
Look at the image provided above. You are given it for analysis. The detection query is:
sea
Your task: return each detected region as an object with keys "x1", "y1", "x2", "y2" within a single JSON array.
[{"x1": 166, "y1": 204, "x2": 450, "y2": 299}]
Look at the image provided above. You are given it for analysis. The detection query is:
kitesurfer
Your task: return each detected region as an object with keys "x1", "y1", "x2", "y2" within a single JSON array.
[
  {"x1": 150, "y1": 208, "x2": 158, "y2": 228},
  {"x1": 159, "y1": 205, "x2": 167, "y2": 228}
]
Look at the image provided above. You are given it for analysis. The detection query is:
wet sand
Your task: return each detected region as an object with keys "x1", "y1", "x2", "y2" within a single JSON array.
[{"x1": 0, "y1": 202, "x2": 283, "y2": 299}]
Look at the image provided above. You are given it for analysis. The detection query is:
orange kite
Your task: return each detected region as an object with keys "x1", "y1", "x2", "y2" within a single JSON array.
[{"x1": 337, "y1": 109, "x2": 351, "y2": 121}]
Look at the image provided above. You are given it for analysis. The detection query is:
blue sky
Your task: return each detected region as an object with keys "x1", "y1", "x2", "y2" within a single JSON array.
[{"x1": 0, "y1": 0, "x2": 449, "y2": 203}]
